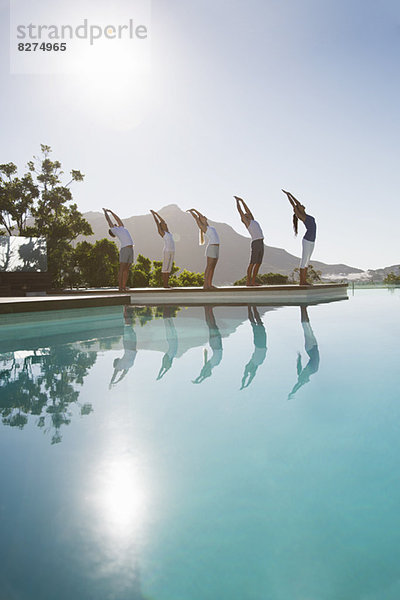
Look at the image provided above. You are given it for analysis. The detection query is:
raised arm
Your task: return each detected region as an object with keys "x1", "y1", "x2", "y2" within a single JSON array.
[
  {"x1": 187, "y1": 209, "x2": 207, "y2": 232},
  {"x1": 234, "y1": 196, "x2": 252, "y2": 226},
  {"x1": 150, "y1": 210, "x2": 165, "y2": 237},
  {"x1": 108, "y1": 209, "x2": 124, "y2": 227},
  {"x1": 187, "y1": 208, "x2": 203, "y2": 219},
  {"x1": 103, "y1": 208, "x2": 115, "y2": 228},
  {"x1": 235, "y1": 196, "x2": 246, "y2": 218},
  {"x1": 282, "y1": 190, "x2": 296, "y2": 209},
  {"x1": 282, "y1": 189, "x2": 301, "y2": 209},
  {"x1": 154, "y1": 210, "x2": 168, "y2": 230},
  {"x1": 236, "y1": 196, "x2": 253, "y2": 217}
]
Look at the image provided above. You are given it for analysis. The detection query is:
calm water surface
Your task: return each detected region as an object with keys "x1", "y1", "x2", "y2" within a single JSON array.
[{"x1": 1, "y1": 288, "x2": 400, "y2": 600}]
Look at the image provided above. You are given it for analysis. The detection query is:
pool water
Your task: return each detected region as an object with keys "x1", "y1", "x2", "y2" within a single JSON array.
[{"x1": 1, "y1": 289, "x2": 400, "y2": 600}]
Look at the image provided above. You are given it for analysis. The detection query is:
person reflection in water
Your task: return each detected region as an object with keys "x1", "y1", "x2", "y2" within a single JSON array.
[
  {"x1": 157, "y1": 306, "x2": 178, "y2": 380},
  {"x1": 241, "y1": 306, "x2": 267, "y2": 389},
  {"x1": 192, "y1": 306, "x2": 223, "y2": 383},
  {"x1": 110, "y1": 306, "x2": 137, "y2": 387},
  {"x1": 288, "y1": 305, "x2": 320, "y2": 399}
]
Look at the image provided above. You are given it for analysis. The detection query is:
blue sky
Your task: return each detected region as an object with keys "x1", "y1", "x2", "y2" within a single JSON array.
[{"x1": 1, "y1": 0, "x2": 400, "y2": 270}]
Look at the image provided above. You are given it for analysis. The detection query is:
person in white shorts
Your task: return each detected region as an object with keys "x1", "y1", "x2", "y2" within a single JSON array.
[
  {"x1": 150, "y1": 210, "x2": 175, "y2": 288},
  {"x1": 235, "y1": 196, "x2": 265, "y2": 286},
  {"x1": 192, "y1": 306, "x2": 223, "y2": 383},
  {"x1": 282, "y1": 190, "x2": 317, "y2": 286},
  {"x1": 157, "y1": 306, "x2": 178, "y2": 379},
  {"x1": 103, "y1": 208, "x2": 134, "y2": 291},
  {"x1": 187, "y1": 208, "x2": 220, "y2": 290}
]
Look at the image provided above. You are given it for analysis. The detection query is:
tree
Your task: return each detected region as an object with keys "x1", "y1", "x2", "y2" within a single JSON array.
[
  {"x1": 1, "y1": 146, "x2": 92, "y2": 287},
  {"x1": 0, "y1": 345, "x2": 97, "y2": 444},
  {"x1": 129, "y1": 254, "x2": 152, "y2": 287},
  {"x1": 234, "y1": 272, "x2": 289, "y2": 286},
  {"x1": 174, "y1": 269, "x2": 204, "y2": 287},
  {"x1": 260, "y1": 272, "x2": 289, "y2": 285},
  {"x1": 43, "y1": 241, "x2": 209, "y2": 290},
  {"x1": 290, "y1": 264, "x2": 322, "y2": 284},
  {"x1": 24, "y1": 145, "x2": 92, "y2": 287},
  {"x1": 149, "y1": 260, "x2": 180, "y2": 287},
  {"x1": 0, "y1": 162, "x2": 39, "y2": 235},
  {"x1": 73, "y1": 239, "x2": 119, "y2": 288},
  {"x1": 383, "y1": 272, "x2": 400, "y2": 284}
]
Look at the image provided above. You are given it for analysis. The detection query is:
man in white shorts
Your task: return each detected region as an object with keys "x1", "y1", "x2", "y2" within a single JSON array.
[
  {"x1": 103, "y1": 208, "x2": 134, "y2": 291},
  {"x1": 150, "y1": 210, "x2": 175, "y2": 288}
]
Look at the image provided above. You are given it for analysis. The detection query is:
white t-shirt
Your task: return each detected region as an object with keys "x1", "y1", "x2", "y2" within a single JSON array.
[
  {"x1": 116, "y1": 350, "x2": 137, "y2": 370},
  {"x1": 163, "y1": 231, "x2": 175, "y2": 252},
  {"x1": 247, "y1": 220, "x2": 264, "y2": 241},
  {"x1": 110, "y1": 226, "x2": 134, "y2": 248},
  {"x1": 206, "y1": 226, "x2": 220, "y2": 245}
]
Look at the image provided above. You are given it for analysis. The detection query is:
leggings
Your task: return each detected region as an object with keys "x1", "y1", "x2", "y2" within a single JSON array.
[{"x1": 300, "y1": 239, "x2": 315, "y2": 268}]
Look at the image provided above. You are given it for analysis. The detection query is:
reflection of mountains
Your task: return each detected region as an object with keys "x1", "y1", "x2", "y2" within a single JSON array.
[
  {"x1": 0, "y1": 306, "x2": 125, "y2": 353},
  {"x1": 124, "y1": 305, "x2": 275, "y2": 358},
  {"x1": 0, "y1": 305, "x2": 276, "y2": 444},
  {"x1": 0, "y1": 304, "x2": 320, "y2": 445},
  {"x1": 0, "y1": 305, "x2": 276, "y2": 357}
]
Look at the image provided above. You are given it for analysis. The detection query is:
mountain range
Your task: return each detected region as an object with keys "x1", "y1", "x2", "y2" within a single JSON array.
[{"x1": 79, "y1": 205, "x2": 367, "y2": 284}]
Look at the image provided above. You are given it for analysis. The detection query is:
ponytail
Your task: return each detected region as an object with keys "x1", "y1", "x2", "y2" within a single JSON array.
[
  {"x1": 199, "y1": 228, "x2": 205, "y2": 245},
  {"x1": 293, "y1": 213, "x2": 298, "y2": 236}
]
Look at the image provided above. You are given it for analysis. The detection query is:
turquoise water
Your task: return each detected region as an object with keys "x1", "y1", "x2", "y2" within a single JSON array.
[{"x1": 1, "y1": 289, "x2": 400, "y2": 600}]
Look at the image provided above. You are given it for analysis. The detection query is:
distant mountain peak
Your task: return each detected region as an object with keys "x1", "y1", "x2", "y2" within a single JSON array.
[
  {"x1": 158, "y1": 203, "x2": 181, "y2": 211},
  {"x1": 81, "y1": 208, "x2": 362, "y2": 283}
]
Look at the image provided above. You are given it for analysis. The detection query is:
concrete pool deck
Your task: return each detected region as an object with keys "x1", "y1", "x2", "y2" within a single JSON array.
[
  {"x1": 0, "y1": 292, "x2": 131, "y2": 314},
  {"x1": 124, "y1": 283, "x2": 349, "y2": 305},
  {"x1": 0, "y1": 283, "x2": 348, "y2": 313}
]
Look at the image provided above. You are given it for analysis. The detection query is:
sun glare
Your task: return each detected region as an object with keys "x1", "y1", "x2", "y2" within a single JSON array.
[
  {"x1": 45, "y1": 3, "x2": 152, "y2": 129},
  {"x1": 66, "y1": 39, "x2": 151, "y2": 129},
  {"x1": 92, "y1": 456, "x2": 148, "y2": 539}
]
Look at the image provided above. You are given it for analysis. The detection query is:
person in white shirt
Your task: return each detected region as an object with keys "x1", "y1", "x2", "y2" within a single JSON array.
[
  {"x1": 240, "y1": 306, "x2": 267, "y2": 389},
  {"x1": 103, "y1": 208, "x2": 134, "y2": 292},
  {"x1": 187, "y1": 208, "x2": 220, "y2": 290},
  {"x1": 235, "y1": 196, "x2": 265, "y2": 286},
  {"x1": 157, "y1": 306, "x2": 178, "y2": 379},
  {"x1": 109, "y1": 307, "x2": 137, "y2": 386},
  {"x1": 192, "y1": 306, "x2": 223, "y2": 383},
  {"x1": 150, "y1": 209, "x2": 175, "y2": 288}
]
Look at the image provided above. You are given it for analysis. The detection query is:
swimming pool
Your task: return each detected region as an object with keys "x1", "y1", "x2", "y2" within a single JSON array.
[{"x1": 1, "y1": 288, "x2": 399, "y2": 599}]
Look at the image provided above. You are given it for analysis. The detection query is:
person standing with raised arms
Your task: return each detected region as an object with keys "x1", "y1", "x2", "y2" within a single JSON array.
[
  {"x1": 103, "y1": 208, "x2": 134, "y2": 292},
  {"x1": 282, "y1": 190, "x2": 317, "y2": 286},
  {"x1": 187, "y1": 209, "x2": 220, "y2": 290},
  {"x1": 150, "y1": 209, "x2": 175, "y2": 288},
  {"x1": 235, "y1": 196, "x2": 265, "y2": 286}
]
